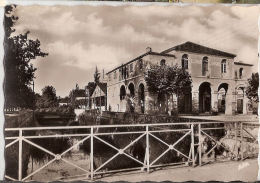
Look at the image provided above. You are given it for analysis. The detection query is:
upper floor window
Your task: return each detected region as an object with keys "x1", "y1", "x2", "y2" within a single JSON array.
[
  {"x1": 125, "y1": 66, "x2": 129, "y2": 78},
  {"x1": 202, "y1": 56, "x2": 208, "y2": 76},
  {"x1": 139, "y1": 59, "x2": 143, "y2": 69},
  {"x1": 113, "y1": 71, "x2": 117, "y2": 79},
  {"x1": 120, "y1": 67, "x2": 123, "y2": 80},
  {"x1": 221, "y1": 59, "x2": 226, "y2": 73},
  {"x1": 239, "y1": 68, "x2": 243, "y2": 79},
  {"x1": 130, "y1": 63, "x2": 133, "y2": 73},
  {"x1": 160, "y1": 59, "x2": 166, "y2": 66},
  {"x1": 181, "y1": 54, "x2": 188, "y2": 69}
]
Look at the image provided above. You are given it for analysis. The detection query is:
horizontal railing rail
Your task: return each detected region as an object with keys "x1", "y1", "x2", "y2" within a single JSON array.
[
  {"x1": 4, "y1": 121, "x2": 259, "y2": 182},
  {"x1": 6, "y1": 121, "x2": 258, "y2": 131}
]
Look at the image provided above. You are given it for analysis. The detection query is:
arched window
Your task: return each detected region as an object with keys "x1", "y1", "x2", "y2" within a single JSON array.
[
  {"x1": 221, "y1": 59, "x2": 226, "y2": 73},
  {"x1": 138, "y1": 83, "x2": 145, "y2": 113},
  {"x1": 239, "y1": 68, "x2": 243, "y2": 79},
  {"x1": 128, "y1": 83, "x2": 135, "y2": 97},
  {"x1": 120, "y1": 85, "x2": 126, "y2": 100},
  {"x1": 114, "y1": 71, "x2": 117, "y2": 79},
  {"x1": 181, "y1": 54, "x2": 188, "y2": 69},
  {"x1": 139, "y1": 59, "x2": 143, "y2": 69},
  {"x1": 125, "y1": 66, "x2": 129, "y2": 78},
  {"x1": 202, "y1": 56, "x2": 208, "y2": 76},
  {"x1": 160, "y1": 59, "x2": 166, "y2": 66}
]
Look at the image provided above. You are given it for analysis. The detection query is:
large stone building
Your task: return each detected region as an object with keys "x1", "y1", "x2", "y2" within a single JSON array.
[{"x1": 106, "y1": 42, "x2": 253, "y2": 115}]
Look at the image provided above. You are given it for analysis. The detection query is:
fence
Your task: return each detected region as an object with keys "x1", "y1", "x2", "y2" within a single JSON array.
[
  {"x1": 4, "y1": 121, "x2": 259, "y2": 181},
  {"x1": 4, "y1": 107, "x2": 21, "y2": 114}
]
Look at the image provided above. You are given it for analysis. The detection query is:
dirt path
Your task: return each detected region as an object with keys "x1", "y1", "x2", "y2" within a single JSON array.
[{"x1": 97, "y1": 159, "x2": 258, "y2": 182}]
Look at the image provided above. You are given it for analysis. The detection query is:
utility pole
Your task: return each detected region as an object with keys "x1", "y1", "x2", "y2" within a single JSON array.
[
  {"x1": 99, "y1": 86, "x2": 102, "y2": 115},
  {"x1": 85, "y1": 87, "x2": 87, "y2": 112},
  {"x1": 32, "y1": 80, "x2": 35, "y2": 121}
]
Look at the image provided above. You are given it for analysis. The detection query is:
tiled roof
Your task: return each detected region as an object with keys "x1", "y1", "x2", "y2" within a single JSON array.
[
  {"x1": 97, "y1": 82, "x2": 107, "y2": 93},
  {"x1": 106, "y1": 52, "x2": 176, "y2": 74},
  {"x1": 161, "y1": 41, "x2": 236, "y2": 58},
  {"x1": 90, "y1": 82, "x2": 107, "y2": 98},
  {"x1": 73, "y1": 89, "x2": 86, "y2": 97}
]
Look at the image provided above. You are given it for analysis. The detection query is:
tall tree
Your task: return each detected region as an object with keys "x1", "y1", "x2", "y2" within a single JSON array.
[
  {"x1": 246, "y1": 72, "x2": 259, "y2": 102},
  {"x1": 86, "y1": 82, "x2": 96, "y2": 96},
  {"x1": 94, "y1": 66, "x2": 100, "y2": 83},
  {"x1": 145, "y1": 64, "x2": 192, "y2": 113},
  {"x1": 4, "y1": 5, "x2": 48, "y2": 108},
  {"x1": 36, "y1": 86, "x2": 58, "y2": 108}
]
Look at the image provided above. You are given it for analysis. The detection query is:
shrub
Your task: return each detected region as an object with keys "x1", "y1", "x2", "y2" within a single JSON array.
[
  {"x1": 5, "y1": 110, "x2": 34, "y2": 180},
  {"x1": 35, "y1": 105, "x2": 75, "y2": 115}
]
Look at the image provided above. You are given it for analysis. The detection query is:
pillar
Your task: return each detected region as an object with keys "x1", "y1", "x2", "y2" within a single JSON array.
[
  {"x1": 211, "y1": 91, "x2": 218, "y2": 114},
  {"x1": 225, "y1": 90, "x2": 235, "y2": 115},
  {"x1": 232, "y1": 92, "x2": 237, "y2": 115},
  {"x1": 192, "y1": 90, "x2": 199, "y2": 114},
  {"x1": 243, "y1": 96, "x2": 248, "y2": 114},
  {"x1": 171, "y1": 94, "x2": 178, "y2": 114}
]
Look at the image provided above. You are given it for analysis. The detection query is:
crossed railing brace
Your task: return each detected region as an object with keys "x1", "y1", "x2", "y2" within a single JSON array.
[{"x1": 5, "y1": 122, "x2": 259, "y2": 181}]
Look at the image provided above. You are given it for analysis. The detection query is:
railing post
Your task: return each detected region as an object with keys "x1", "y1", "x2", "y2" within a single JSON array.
[
  {"x1": 198, "y1": 123, "x2": 202, "y2": 166},
  {"x1": 146, "y1": 125, "x2": 150, "y2": 173},
  {"x1": 235, "y1": 122, "x2": 238, "y2": 161},
  {"x1": 191, "y1": 124, "x2": 195, "y2": 167},
  {"x1": 18, "y1": 129, "x2": 23, "y2": 181},
  {"x1": 90, "y1": 127, "x2": 94, "y2": 180},
  {"x1": 240, "y1": 122, "x2": 243, "y2": 160},
  {"x1": 31, "y1": 156, "x2": 34, "y2": 180}
]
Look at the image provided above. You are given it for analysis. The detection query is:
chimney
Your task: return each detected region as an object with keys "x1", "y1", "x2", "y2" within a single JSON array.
[{"x1": 146, "y1": 47, "x2": 152, "y2": 53}]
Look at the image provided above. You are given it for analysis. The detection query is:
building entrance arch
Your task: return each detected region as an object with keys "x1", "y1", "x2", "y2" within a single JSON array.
[
  {"x1": 128, "y1": 83, "x2": 135, "y2": 97},
  {"x1": 237, "y1": 87, "x2": 244, "y2": 114},
  {"x1": 199, "y1": 82, "x2": 211, "y2": 113},
  {"x1": 217, "y1": 83, "x2": 228, "y2": 113},
  {"x1": 138, "y1": 83, "x2": 145, "y2": 113},
  {"x1": 120, "y1": 85, "x2": 126, "y2": 100},
  {"x1": 178, "y1": 86, "x2": 192, "y2": 114}
]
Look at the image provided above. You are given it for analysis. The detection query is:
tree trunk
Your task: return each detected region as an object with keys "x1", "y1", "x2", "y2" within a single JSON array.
[
  {"x1": 158, "y1": 93, "x2": 168, "y2": 114},
  {"x1": 166, "y1": 93, "x2": 169, "y2": 115}
]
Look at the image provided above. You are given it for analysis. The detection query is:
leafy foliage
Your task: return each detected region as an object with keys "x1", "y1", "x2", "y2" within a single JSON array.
[
  {"x1": 69, "y1": 86, "x2": 86, "y2": 108},
  {"x1": 36, "y1": 86, "x2": 58, "y2": 108},
  {"x1": 145, "y1": 64, "x2": 192, "y2": 96},
  {"x1": 145, "y1": 64, "x2": 192, "y2": 113},
  {"x1": 4, "y1": 5, "x2": 48, "y2": 108},
  {"x1": 246, "y1": 72, "x2": 259, "y2": 102},
  {"x1": 86, "y1": 82, "x2": 96, "y2": 96}
]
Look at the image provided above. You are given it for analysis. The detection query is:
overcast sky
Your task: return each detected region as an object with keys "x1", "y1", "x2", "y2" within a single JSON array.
[{"x1": 12, "y1": 4, "x2": 259, "y2": 97}]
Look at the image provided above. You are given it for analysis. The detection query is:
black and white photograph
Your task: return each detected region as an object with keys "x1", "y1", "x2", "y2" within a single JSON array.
[{"x1": 3, "y1": 3, "x2": 260, "y2": 182}]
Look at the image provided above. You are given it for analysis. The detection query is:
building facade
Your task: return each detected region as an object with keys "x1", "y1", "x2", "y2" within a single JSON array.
[{"x1": 106, "y1": 42, "x2": 253, "y2": 115}]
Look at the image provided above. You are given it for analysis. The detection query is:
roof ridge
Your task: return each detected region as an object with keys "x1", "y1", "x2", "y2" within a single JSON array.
[
  {"x1": 161, "y1": 41, "x2": 236, "y2": 58},
  {"x1": 106, "y1": 51, "x2": 176, "y2": 74}
]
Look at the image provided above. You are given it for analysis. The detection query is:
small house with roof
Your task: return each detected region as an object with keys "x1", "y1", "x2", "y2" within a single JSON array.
[
  {"x1": 90, "y1": 82, "x2": 107, "y2": 111},
  {"x1": 58, "y1": 97, "x2": 69, "y2": 107}
]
